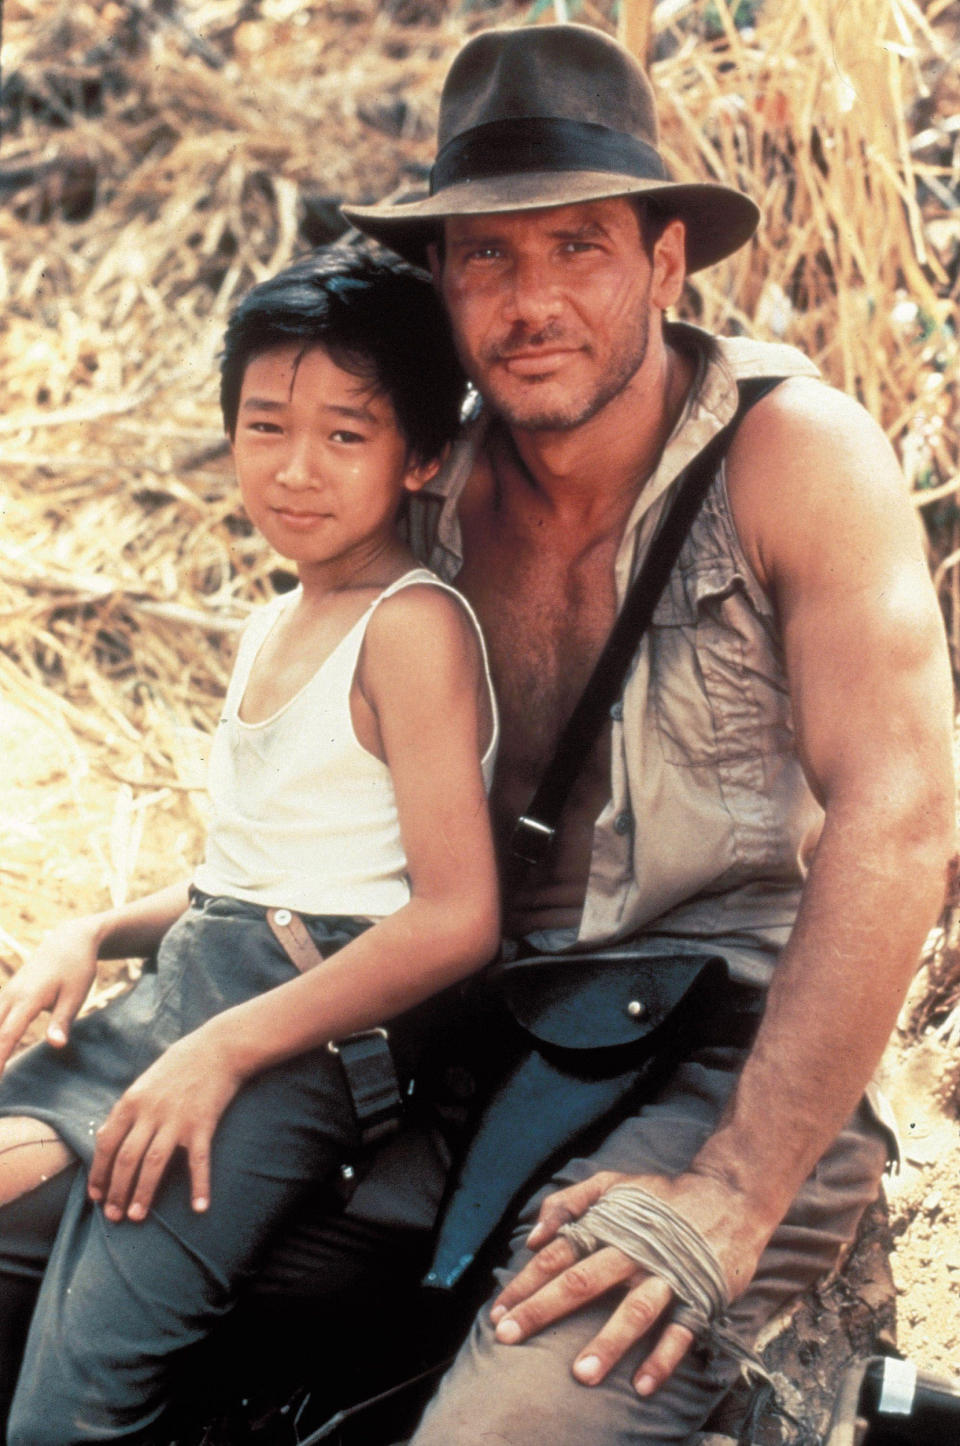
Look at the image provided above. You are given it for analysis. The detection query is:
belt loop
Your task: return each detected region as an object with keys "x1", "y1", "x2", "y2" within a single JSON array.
[{"x1": 266, "y1": 907, "x2": 327, "y2": 973}]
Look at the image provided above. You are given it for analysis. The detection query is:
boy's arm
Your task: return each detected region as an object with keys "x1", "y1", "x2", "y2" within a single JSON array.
[
  {"x1": 0, "y1": 881, "x2": 191, "y2": 1071},
  {"x1": 484, "y1": 381, "x2": 956, "y2": 1390},
  {"x1": 88, "y1": 586, "x2": 500, "y2": 1221}
]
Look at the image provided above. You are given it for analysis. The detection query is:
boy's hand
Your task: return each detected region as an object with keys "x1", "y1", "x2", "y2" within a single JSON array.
[
  {"x1": 87, "y1": 1029, "x2": 243, "y2": 1222},
  {"x1": 0, "y1": 918, "x2": 102, "y2": 1072}
]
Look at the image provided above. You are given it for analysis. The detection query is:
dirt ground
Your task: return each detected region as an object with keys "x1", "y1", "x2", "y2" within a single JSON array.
[{"x1": 880, "y1": 1001, "x2": 960, "y2": 1378}]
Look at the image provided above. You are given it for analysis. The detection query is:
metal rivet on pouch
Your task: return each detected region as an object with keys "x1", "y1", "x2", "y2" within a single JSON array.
[{"x1": 626, "y1": 1000, "x2": 646, "y2": 1018}]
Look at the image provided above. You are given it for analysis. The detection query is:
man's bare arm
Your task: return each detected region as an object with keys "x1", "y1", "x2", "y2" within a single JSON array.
[
  {"x1": 690, "y1": 379, "x2": 955, "y2": 1223},
  {"x1": 488, "y1": 379, "x2": 956, "y2": 1392}
]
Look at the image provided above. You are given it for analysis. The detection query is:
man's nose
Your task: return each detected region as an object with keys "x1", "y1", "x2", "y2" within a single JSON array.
[{"x1": 502, "y1": 255, "x2": 561, "y2": 329}]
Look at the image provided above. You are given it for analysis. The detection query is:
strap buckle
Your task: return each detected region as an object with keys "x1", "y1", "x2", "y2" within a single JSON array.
[
  {"x1": 326, "y1": 1026, "x2": 389, "y2": 1057},
  {"x1": 511, "y1": 814, "x2": 556, "y2": 866},
  {"x1": 327, "y1": 1027, "x2": 403, "y2": 1147}
]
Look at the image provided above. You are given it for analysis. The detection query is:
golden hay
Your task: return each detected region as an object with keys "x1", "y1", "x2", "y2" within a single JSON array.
[{"x1": 0, "y1": 0, "x2": 958, "y2": 945}]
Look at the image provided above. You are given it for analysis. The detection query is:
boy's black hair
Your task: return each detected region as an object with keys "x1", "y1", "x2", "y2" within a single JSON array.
[{"x1": 220, "y1": 245, "x2": 467, "y2": 465}]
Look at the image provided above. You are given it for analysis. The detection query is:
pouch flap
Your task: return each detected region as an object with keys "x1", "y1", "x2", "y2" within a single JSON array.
[{"x1": 491, "y1": 951, "x2": 728, "y2": 1052}]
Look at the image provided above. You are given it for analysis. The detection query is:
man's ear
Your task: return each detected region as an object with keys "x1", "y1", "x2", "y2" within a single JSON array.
[
  {"x1": 651, "y1": 219, "x2": 687, "y2": 311},
  {"x1": 403, "y1": 446, "x2": 447, "y2": 493}
]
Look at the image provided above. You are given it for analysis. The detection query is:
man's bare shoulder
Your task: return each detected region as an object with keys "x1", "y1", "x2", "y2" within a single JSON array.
[{"x1": 724, "y1": 376, "x2": 921, "y2": 591}]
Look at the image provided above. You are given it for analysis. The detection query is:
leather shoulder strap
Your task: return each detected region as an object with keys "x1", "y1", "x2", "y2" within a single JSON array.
[{"x1": 511, "y1": 376, "x2": 784, "y2": 866}]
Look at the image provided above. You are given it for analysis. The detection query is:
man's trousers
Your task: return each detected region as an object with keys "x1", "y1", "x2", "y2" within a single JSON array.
[{"x1": 247, "y1": 1039, "x2": 890, "y2": 1446}]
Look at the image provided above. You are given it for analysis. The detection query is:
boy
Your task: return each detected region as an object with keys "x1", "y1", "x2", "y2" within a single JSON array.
[{"x1": 0, "y1": 247, "x2": 499, "y2": 1444}]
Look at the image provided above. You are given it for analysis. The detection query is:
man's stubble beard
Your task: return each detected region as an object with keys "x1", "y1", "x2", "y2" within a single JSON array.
[{"x1": 469, "y1": 298, "x2": 652, "y2": 435}]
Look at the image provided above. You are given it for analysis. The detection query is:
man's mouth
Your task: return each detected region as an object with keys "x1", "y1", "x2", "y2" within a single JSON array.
[{"x1": 496, "y1": 349, "x2": 579, "y2": 377}]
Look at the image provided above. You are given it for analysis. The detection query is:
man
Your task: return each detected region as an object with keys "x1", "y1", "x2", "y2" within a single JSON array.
[{"x1": 236, "y1": 22, "x2": 954, "y2": 1444}]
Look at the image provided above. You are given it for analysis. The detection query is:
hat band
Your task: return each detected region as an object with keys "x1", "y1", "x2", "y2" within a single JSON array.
[{"x1": 430, "y1": 116, "x2": 668, "y2": 195}]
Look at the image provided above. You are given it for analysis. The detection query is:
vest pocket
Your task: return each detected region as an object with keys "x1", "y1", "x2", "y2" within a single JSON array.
[{"x1": 648, "y1": 565, "x2": 793, "y2": 768}]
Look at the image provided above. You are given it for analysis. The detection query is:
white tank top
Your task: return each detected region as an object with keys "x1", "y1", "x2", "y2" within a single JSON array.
[{"x1": 193, "y1": 568, "x2": 498, "y2": 919}]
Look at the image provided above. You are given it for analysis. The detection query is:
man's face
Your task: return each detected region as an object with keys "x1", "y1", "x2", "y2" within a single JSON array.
[{"x1": 433, "y1": 198, "x2": 667, "y2": 434}]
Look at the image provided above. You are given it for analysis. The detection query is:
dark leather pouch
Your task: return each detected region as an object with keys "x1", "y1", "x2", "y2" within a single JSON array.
[
  {"x1": 494, "y1": 948, "x2": 729, "y2": 1067},
  {"x1": 423, "y1": 950, "x2": 731, "y2": 1290}
]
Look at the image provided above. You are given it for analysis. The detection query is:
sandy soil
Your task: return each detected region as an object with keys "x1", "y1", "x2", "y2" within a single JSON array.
[{"x1": 881, "y1": 1016, "x2": 960, "y2": 1380}]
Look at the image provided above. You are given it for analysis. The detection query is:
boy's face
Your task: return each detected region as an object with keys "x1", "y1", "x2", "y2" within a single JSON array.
[{"x1": 231, "y1": 343, "x2": 433, "y2": 576}]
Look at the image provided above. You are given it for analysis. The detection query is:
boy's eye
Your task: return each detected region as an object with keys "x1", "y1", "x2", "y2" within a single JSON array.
[
  {"x1": 247, "y1": 420, "x2": 283, "y2": 434},
  {"x1": 330, "y1": 429, "x2": 366, "y2": 444}
]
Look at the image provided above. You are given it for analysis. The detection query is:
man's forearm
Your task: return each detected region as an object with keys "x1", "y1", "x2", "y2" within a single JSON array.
[{"x1": 691, "y1": 793, "x2": 954, "y2": 1233}]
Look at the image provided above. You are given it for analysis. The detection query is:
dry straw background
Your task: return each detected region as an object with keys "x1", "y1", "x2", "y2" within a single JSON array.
[
  {"x1": 2, "y1": 0, "x2": 960, "y2": 1414},
  {"x1": 1, "y1": 0, "x2": 958, "y2": 1027},
  {"x1": 2, "y1": 0, "x2": 958, "y2": 952}
]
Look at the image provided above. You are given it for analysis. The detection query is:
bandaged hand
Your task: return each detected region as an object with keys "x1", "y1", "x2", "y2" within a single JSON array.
[{"x1": 489, "y1": 1168, "x2": 770, "y2": 1396}]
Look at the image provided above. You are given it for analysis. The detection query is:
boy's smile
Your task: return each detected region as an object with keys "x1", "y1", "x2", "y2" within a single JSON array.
[{"x1": 232, "y1": 343, "x2": 434, "y2": 586}]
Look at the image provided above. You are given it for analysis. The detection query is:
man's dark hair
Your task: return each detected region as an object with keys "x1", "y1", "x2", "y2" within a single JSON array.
[
  {"x1": 631, "y1": 198, "x2": 673, "y2": 259},
  {"x1": 220, "y1": 245, "x2": 466, "y2": 464}
]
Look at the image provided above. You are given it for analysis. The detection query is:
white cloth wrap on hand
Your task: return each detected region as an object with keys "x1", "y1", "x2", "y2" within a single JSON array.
[{"x1": 558, "y1": 1184, "x2": 774, "y2": 1385}]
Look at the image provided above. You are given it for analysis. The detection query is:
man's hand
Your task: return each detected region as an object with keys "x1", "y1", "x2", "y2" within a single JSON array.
[
  {"x1": 87, "y1": 1029, "x2": 243, "y2": 1222},
  {"x1": 0, "y1": 918, "x2": 102, "y2": 1071},
  {"x1": 489, "y1": 1168, "x2": 771, "y2": 1395}
]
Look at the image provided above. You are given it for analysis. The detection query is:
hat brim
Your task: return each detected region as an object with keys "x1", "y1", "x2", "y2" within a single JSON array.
[{"x1": 341, "y1": 171, "x2": 759, "y2": 274}]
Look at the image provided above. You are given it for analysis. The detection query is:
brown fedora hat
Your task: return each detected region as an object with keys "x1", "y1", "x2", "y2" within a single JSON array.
[{"x1": 342, "y1": 24, "x2": 759, "y2": 274}]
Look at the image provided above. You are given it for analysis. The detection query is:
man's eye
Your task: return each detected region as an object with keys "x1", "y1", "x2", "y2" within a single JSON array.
[{"x1": 463, "y1": 246, "x2": 504, "y2": 263}]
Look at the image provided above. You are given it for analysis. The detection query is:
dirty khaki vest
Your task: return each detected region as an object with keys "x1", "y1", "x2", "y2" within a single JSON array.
[{"x1": 407, "y1": 325, "x2": 824, "y2": 986}]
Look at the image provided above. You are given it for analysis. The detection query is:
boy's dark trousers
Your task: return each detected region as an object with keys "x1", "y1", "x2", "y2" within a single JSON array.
[
  {"x1": 0, "y1": 899, "x2": 429, "y2": 1446},
  {"x1": 0, "y1": 1046, "x2": 368, "y2": 1446}
]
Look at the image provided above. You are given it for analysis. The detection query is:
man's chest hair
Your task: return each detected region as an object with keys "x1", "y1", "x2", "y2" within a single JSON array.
[{"x1": 458, "y1": 527, "x2": 620, "y2": 773}]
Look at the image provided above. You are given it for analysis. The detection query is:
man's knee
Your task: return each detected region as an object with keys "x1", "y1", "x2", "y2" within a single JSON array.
[{"x1": 409, "y1": 1299, "x2": 730, "y2": 1446}]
